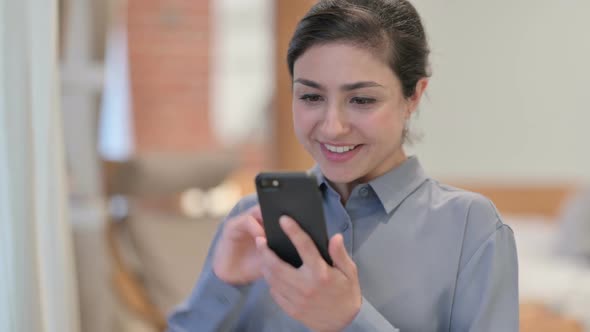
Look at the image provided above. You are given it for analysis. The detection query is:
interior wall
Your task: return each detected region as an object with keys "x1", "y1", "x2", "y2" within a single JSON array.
[
  {"x1": 127, "y1": 0, "x2": 213, "y2": 152},
  {"x1": 410, "y1": 0, "x2": 590, "y2": 182}
]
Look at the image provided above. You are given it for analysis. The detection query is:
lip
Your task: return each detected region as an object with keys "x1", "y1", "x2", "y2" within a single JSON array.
[{"x1": 319, "y1": 142, "x2": 362, "y2": 163}]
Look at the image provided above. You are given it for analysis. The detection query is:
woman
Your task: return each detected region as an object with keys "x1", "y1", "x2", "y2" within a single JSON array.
[{"x1": 168, "y1": 0, "x2": 518, "y2": 331}]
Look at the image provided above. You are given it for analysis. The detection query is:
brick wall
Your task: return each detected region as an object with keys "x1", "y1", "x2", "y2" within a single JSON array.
[{"x1": 127, "y1": 0, "x2": 213, "y2": 153}]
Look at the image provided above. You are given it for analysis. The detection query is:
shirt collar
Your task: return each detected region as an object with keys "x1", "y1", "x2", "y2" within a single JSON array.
[
  {"x1": 308, "y1": 164, "x2": 328, "y2": 190},
  {"x1": 309, "y1": 156, "x2": 429, "y2": 214},
  {"x1": 369, "y1": 156, "x2": 428, "y2": 213}
]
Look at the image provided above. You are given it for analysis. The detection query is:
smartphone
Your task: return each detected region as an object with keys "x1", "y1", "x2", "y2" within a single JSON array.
[{"x1": 255, "y1": 172, "x2": 332, "y2": 268}]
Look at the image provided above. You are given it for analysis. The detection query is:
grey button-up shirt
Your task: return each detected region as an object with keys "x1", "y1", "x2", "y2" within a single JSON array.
[{"x1": 168, "y1": 157, "x2": 519, "y2": 331}]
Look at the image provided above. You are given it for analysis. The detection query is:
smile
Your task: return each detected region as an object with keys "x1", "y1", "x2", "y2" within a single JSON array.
[
  {"x1": 323, "y1": 143, "x2": 358, "y2": 154},
  {"x1": 319, "y1": 142, "x2": 362, "y2": 163}
]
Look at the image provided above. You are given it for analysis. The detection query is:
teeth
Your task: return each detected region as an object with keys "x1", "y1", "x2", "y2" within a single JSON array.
[{"x1": 324, "y1": 144, "x2": 357, "y2": 153}]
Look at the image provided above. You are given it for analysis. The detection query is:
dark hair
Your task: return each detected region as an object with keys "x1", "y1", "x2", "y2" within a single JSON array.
[{"x1": 287, "y1": 0, "x2": 431, "y2": 99}]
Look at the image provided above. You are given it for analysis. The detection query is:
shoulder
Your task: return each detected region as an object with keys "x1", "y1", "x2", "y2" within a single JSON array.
[
  {"x1": 437, "y1": 181, "x2": 503, "y2": 226},
  {"x1": 421, "y1": 179, "x2": 504, "y2": 228},
  {"x1": 428, "y1": 180, "x2": 514, "y2": 265},
  {"x1": 419, "y1": 179, "x2": 513, "y2": 256},
  {"x1": 226, "y1": 193, "x2": 259, "y2": 219}
]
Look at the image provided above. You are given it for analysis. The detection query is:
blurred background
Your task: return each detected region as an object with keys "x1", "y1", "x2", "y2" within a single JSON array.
[{"x1": 1, "y1": 0, "x2": 589, "y2": 331}]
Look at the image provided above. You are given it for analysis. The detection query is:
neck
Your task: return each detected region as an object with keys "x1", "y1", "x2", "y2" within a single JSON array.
[
  {"x1": 330, "y1": 180, "x2": 358, "y2": 205},
  {"x1": 330, "y1": 149, "x2": 408, "y2": 204}
]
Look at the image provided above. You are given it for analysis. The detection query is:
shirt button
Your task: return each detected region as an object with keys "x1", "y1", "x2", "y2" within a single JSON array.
[
  {"x1": 216, "y1": 295, "x2": 230, "y2": 305},
  {"x1": 341, "y1": 223, "x2": 349, "y2": 232},
  {"x1": 359, "y1": 186, "x2": 369, "y2": 197}
]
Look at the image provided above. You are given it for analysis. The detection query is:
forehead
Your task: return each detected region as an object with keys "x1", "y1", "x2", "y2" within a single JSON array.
[{"x1": 293, "y1": 42, "x2": 399, "y2": 87}]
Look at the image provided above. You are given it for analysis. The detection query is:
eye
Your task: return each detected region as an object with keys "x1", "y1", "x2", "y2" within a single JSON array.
[
  {"x1": 350, "y1": 97, "x2": 376, "y2": 105},
  {"x1": 299, "y1": 94, "x2": 324, "y2": 103}
]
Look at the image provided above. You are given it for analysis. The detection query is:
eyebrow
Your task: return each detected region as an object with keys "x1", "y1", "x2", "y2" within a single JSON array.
[{"x1": 293, "y1": 78, "x2": 384, "y2": 91}]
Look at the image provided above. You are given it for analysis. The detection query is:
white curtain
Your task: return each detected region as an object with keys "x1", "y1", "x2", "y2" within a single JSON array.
[{"x1": 0, "y1": 0, "x2": 81, "y2": 331}]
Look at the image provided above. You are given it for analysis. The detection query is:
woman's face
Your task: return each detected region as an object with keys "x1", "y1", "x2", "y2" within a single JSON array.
[{"x1": 292, "y1": 42, "x2": 426, "y2": 185}]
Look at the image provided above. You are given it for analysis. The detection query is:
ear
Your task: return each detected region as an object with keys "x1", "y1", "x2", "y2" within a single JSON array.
[{"x1": 406, "y1": 78, "x2": 429, "y2": 117}]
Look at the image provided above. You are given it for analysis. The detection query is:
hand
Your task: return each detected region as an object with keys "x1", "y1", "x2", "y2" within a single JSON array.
[
  {"x1": 213, "y1": 205, "x2": 265, "y2": 285},
  {"x1": 256, "y1": 216, "x2": 361, "y2": 332}
]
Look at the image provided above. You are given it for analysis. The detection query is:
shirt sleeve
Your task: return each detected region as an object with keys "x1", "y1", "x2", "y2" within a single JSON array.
[
  {"x1": 343, "y1": 298, "x2": 400, "y2": 332},
  {"x1": 450, "y1": 224, "x2": 519, "y2": 332},
  {"x1": 166, "y1": 196, "x2": 257, "y2": 332}
]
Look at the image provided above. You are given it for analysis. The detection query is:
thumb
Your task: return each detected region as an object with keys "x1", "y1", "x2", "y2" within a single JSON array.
[{"x1": 329, "y1": 233, "x2": 356, "y2": 278}]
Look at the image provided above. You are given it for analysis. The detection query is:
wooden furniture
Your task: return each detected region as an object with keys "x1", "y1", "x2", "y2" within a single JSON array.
[
  {"x1": 274, "y1": 0, "x2": 315, "y2": 170},
  {"x1": 104, "y1": 159, "x2": 168, "y2": 331},
  {"x1": 107, "y1": 219, "x2": 167, "y2": 331},
  {"x1": 453, "y1": 182, "x2": 576, "y2": 219},
  {"x1": 520, "y1": 301, "x2": 584, "y2": 332},
  {"x1": 103, "y1": 156, "x2": 238, "y2": 331}
]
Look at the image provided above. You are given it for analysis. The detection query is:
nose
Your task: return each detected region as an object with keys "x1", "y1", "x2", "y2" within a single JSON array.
[{"x1": 320, "y1": 102, "x2": 349, "y2": 138}]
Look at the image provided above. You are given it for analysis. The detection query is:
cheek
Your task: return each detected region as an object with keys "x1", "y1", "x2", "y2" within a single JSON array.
[
  {"x1": 292, "y1": 106, "x2": 317, "y2": 138},
  {"x1": 356, "y1": 109, "x2": 405, "y2": 140}
]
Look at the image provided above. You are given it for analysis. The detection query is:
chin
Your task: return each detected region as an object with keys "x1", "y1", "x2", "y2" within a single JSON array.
[{"x1": 318, "y1": 163, "x2": 361, "y2": 184}]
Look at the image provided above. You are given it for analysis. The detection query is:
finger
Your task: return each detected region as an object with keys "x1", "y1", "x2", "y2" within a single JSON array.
[
  {"x1": 279, "y1": 216, "x2": 324, "y2": 270},
  {"x1": 226, "y1": 214, "x2": 265, "y2": 240},
  {"x1": 244, "y1": 215, "x2": 265, "y2": 237},
  {"x1": 256, "y1": 236, "x2": 300, "y2": 280},
  {"x1": 329, "y1": 233, "x2": 357, "y2": 278},
  {"x1": 255, "y1": 237, "x2": 305, "y2": 293},
  {"x1": 245, "y1": 205, "x2": 263, "y2": 225}
]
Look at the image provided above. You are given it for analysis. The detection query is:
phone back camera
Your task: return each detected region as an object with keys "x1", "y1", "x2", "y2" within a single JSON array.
[{"x1": 260, "y1": 178, "x2": 280, "y2": 191}]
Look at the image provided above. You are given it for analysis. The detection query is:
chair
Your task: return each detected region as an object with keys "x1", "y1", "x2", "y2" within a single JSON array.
[{"x1": 103, "y1": 153, "x2": 239, "y2": 331}]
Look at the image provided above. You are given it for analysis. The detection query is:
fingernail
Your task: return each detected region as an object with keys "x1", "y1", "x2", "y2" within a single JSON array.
[{"x1": 279, "y1": 216, "x2": 291, "y2": 227}]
